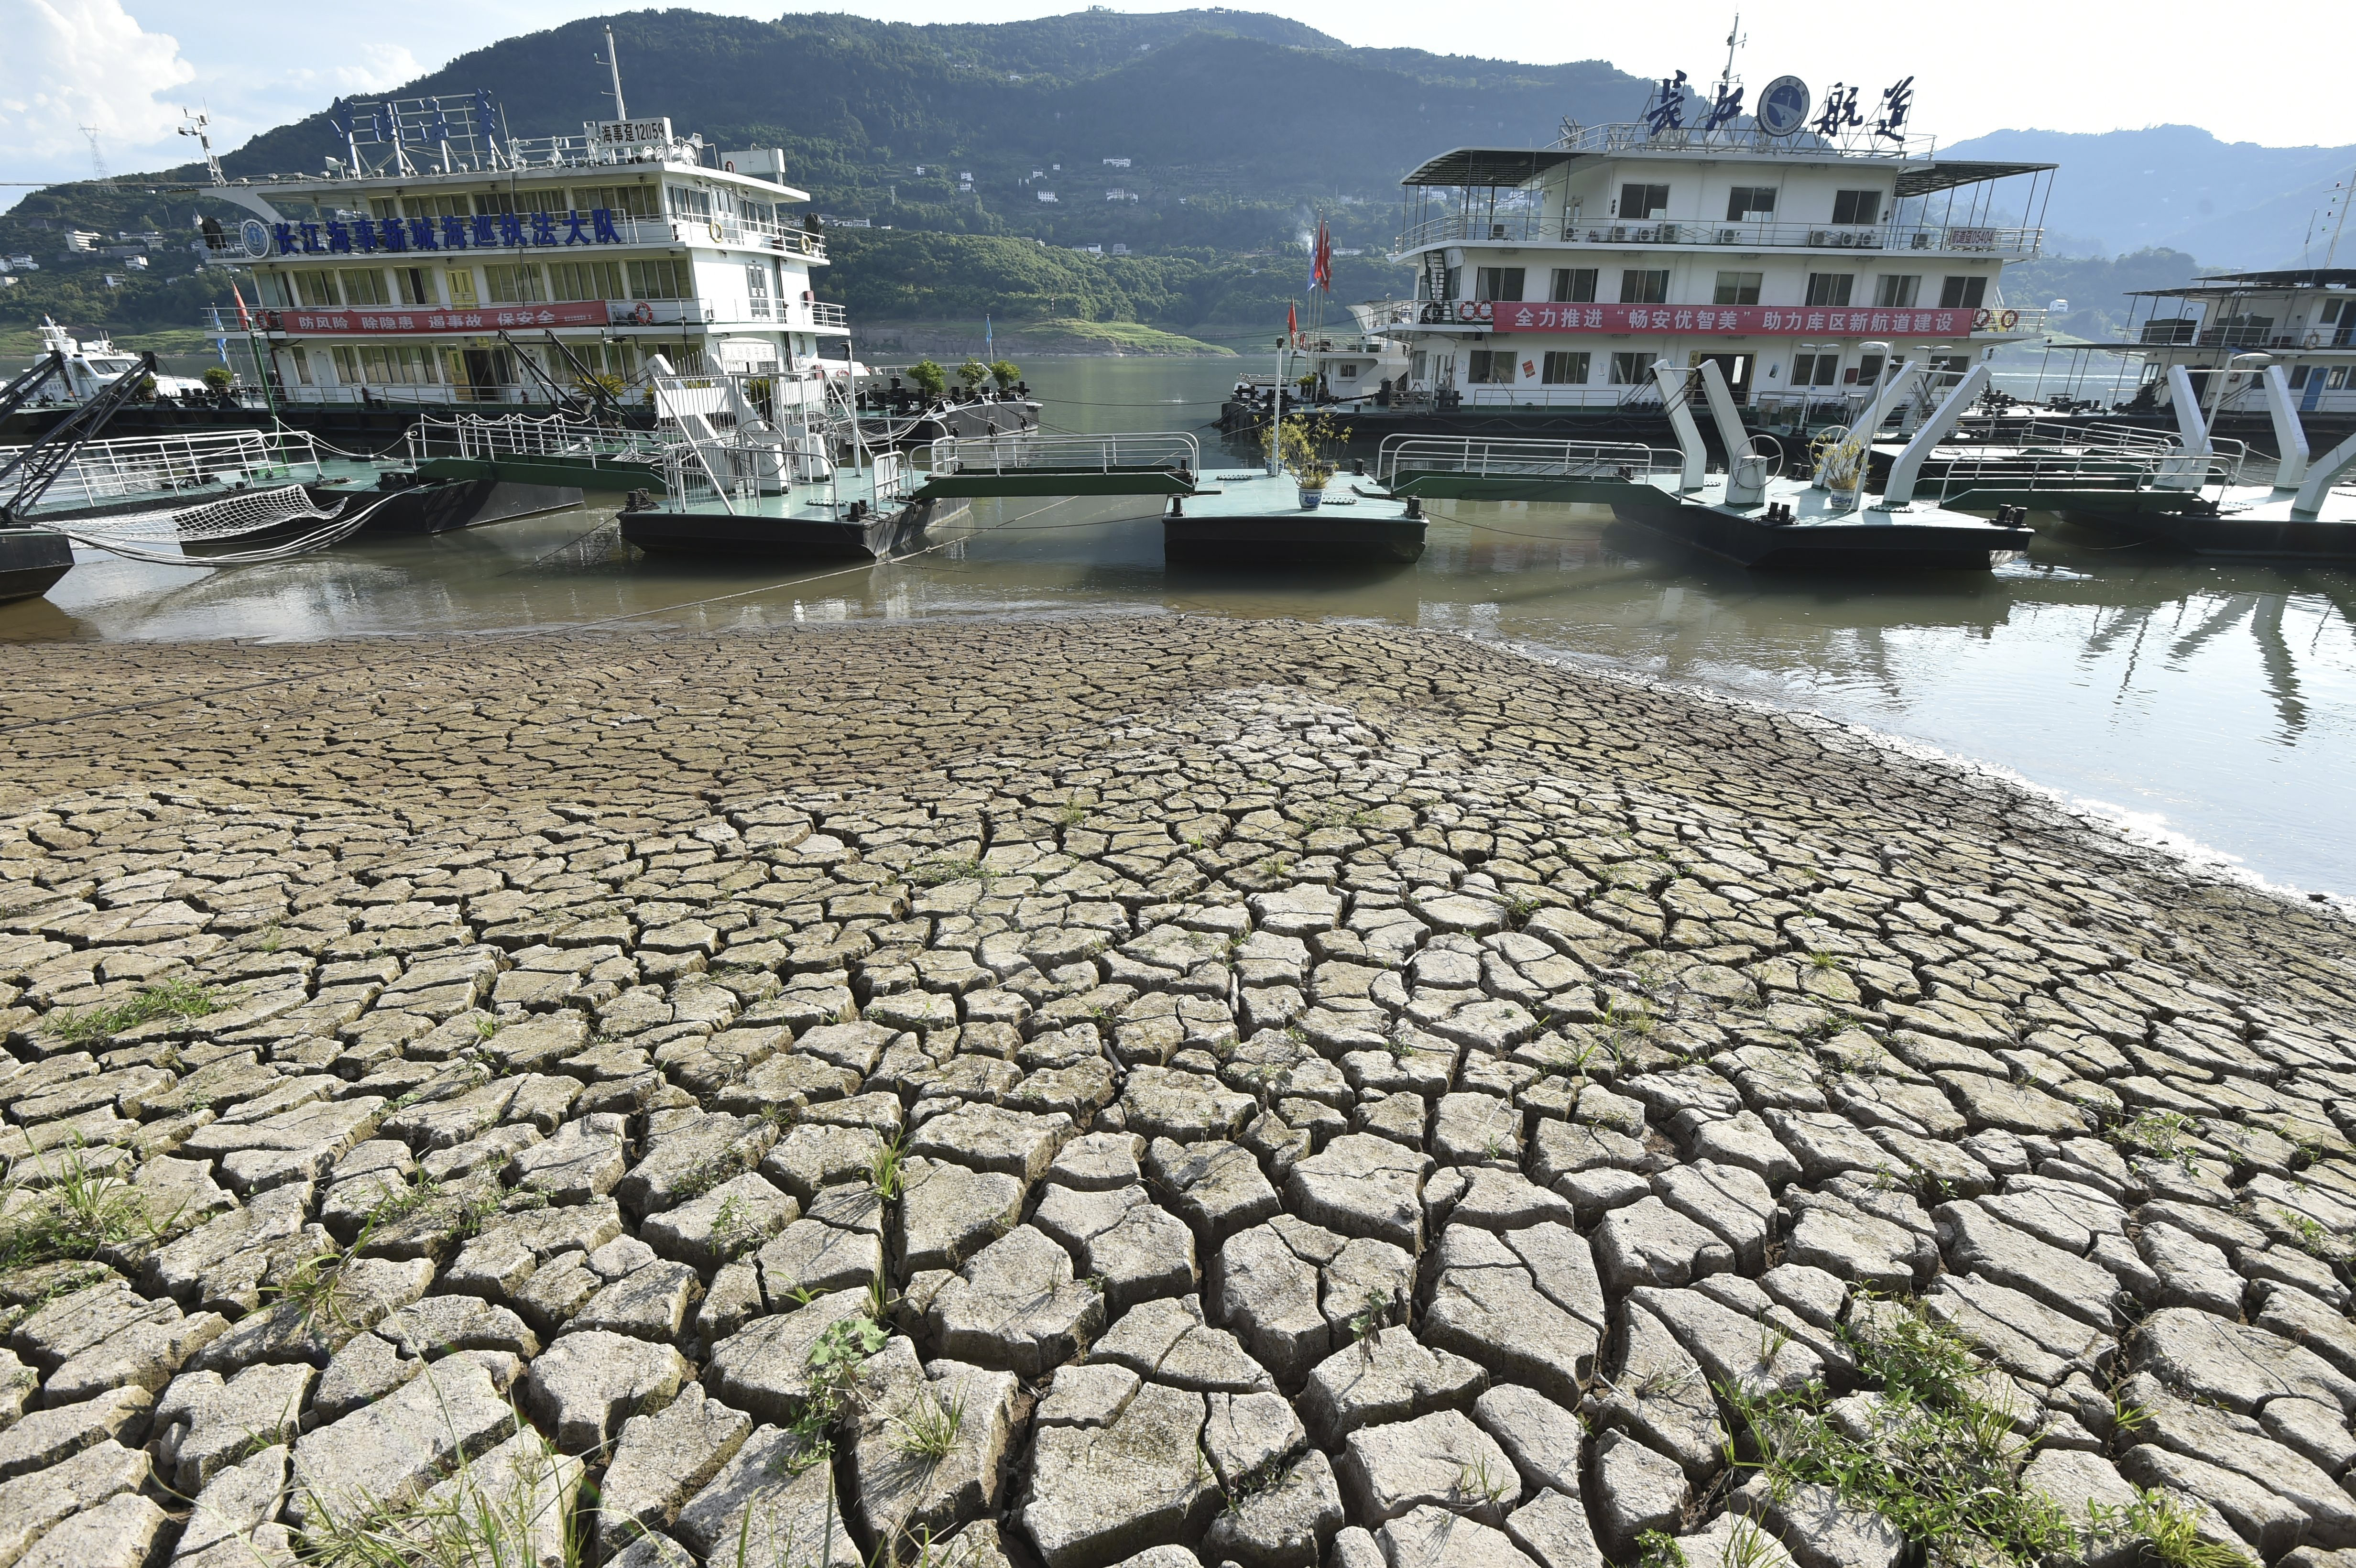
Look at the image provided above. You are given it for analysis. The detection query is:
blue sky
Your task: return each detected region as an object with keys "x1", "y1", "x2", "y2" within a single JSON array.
[{"x1": 4, "y1": 0, "x2": 2350, "y2": 194}]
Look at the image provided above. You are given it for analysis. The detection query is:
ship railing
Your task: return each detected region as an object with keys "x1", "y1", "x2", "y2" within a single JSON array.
[
  {"x1": 0, "y1": 428, "x2": 328, "y2": 512},
  {"x1": 1548, "y1": 121, "x2": 1940, "y2": 162},
  {"x1": 927, "y1": 431, "x2": 1200, "y2": 477},
  {"x1": 403, "y1": 412, "x2": 674, "y2": 466},
  {"x1": 1924, "y1": 437, "x2": 2252, "y2": 503},
  {"x1": 1393, "y1": 212, "x2": 2040, "y2": 258},
  {"x1": 1375, "y1": 434, "x2": 1676, "y2": 489},
  {"x1": 1942, "y1": 416, "x2": 2179, "y2": 455}
]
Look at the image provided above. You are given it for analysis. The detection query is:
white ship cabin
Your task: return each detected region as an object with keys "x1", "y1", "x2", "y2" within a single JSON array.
[
  {"x1": 2104, "y1": 269, "x2": 2356, "y2": 418},
  {"x1": 197, "y1": 94, "x2": 851, "y2": 408},
  {"x1": 1380, "y1": 96, "x2": 2055, "y2": 415}
]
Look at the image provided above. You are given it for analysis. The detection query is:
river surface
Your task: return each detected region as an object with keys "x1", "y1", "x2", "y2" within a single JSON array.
[{"x1": 3, "y1": 355, "x2": 2351, "y2": 901}]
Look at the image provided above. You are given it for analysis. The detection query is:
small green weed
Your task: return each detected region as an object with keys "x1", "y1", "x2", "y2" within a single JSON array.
[
  {"x1": 2114, "y1": 1110, "x2": 2202, "y2": 1175},
  {"x1": 869, "y1": 1135, "x2": 908, "y2": 1201},
  {"x1": 889, "y1": 1386, "x2": 967, "y2": 1461},
  {"x1": 47, "y1": 979, "x2": 219, "y2": 1044},
  {"x1": 0, "y1": 1139, "x2": 181, "y2": 1268}
]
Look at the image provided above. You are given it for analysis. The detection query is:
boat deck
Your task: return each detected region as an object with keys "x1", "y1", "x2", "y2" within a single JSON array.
[
  {"x1": 1614, "y1": 474, "x2": 2034, "y2": 569},
  {"x1": 2063, "y1": 482, "x2": 2356, "y2": 559}
]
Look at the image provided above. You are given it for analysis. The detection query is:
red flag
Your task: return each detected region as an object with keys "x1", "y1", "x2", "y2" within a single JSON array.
[
  {"x1": 229, "y1": 279, "x2": 252, "y2": 330},
  {"x1": 1286, "y1": 299, "x2": 1298, "y2": 344},
  {"x1": 1311, "y1": 219, "x2": 1333, "y2": 292}
]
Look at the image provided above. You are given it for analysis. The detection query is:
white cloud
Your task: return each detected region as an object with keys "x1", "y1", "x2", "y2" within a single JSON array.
[{"x1": 0, "y1": 0, "x2": 195, "y2": 178}]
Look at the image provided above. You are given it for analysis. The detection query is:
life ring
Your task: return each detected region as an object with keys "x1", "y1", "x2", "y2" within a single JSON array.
[
  {"x1": 1454, "y1": 300, "x2": 1493, "y2": 324},
  {"x1": 1973, "y1": 309, "x2": 1990, "y2": 330},
  {"x1": 708, "y1": 220, "x2": 724, "y2": 242},
  {"x1": 632, "y1": 302, "x2": 655, "y2": 326},
  {"x1": 1999, "y1": 309, "x2": 2018, "y2": 330}
]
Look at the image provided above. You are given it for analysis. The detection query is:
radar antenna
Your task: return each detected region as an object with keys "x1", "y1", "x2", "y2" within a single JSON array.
[
  {"x1": 1716, "y1": 12, "x2": 1748, "y2": 104},
  {"x1": 178, "y1": 108, "x2": 224, "y2": 186}
]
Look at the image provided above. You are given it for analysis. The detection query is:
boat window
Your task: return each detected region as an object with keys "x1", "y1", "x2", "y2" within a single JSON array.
[
  {"x1": 294, "y1": 271, "x2": 339, "y2": 308},
  {"x1": 394, "y1": 267, "x2": 437, "y2": 306},
  {"x1": 1831, "y1": 190, "x2": 1881, "y2": 225},
  {"x1": 1713, "y1": 271, "x2": 1762, "y2": 306},
  {"x1": 1542, "y1": 351, "x2": 1590, "y2": 385},
  {"x1": 290, "y1": 347, "x2": 312, "y2": 386},
  {"x1": 628, "y1": 259, "x2": 692, "y2": 300},
  {"x1": 1620, "y1": 270, "x2": 1669, "y2": 305},
  {"x1": 1466, "y1": 350, "x2": 1514, "y2": 384},
  {"x1": 484, "y1": 264, "x2": 547, "y2": 304},
  {"x1": 549, "y1": 261, "x2": 624, "y2": 302},
  {"x1": 2289, "y1": 366, "x2": 2311, "y2": 388},
  {"x1": 1724, "y1": 186, "x2": 1777, "y2": 221},
  {"x1": 1550, "y1": 267, "x2": 1598, "y2": 304},
  {"x1": 1939, "y1": 275, "x2": 1988, "y2": 309},
  {"x1": 90, "y1": 358, "x2": 137, "y2": 372},
  {"x1": 572, "y1": 185, "x2": 660, "y2": 219},
  {"x1": 1609, "y1": 351, "x2": 1651, "y2": 384},
  {"x1": 1473, "y1": 267, "x2": 1525, "y2": 303},
  {"x1": 408, "y1": 194, "x2": 470, "y2": 219},
  {"x1": 254, "y1": 272, "x2": 293, "y2": 309},
  {"x1": 1336, "y1": 363, "x2": 1357, "y2": 378},
  {"x1": 1619, "y1": 183, "x2": 1669, "y2": 219},
  {"x1": 473, "y1": 191, "x2": 518, "y2": 216},
  {"x1": 1790, "y1": 353, "x2": 1843, "y2": 388},
  {"x1": 339, "y1": 269, "x2": 391, "y2": 307},
  {"x1": 667, "y1": 185, "x2": 715, "y2": 220},
  {"x1": 447, "y1": 267, "x2": 480, "y2": 306},
  {"x1": 1874, "y1": 274, "x2": 1921, "y2": 307},
  {"x1": 1805, "y1": 273, "x2": 1854, "y2": 307}
]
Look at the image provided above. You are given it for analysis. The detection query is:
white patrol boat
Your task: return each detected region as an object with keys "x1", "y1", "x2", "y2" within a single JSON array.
[
  {"x1": 1346, "y1": 58, "x2": 2056, "y2": 441},
  {"x1": 192, "y1": 76, "x2": 860, "y2": 419}
]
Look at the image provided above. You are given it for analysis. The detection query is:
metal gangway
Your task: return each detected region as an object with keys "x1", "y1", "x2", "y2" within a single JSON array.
[
  {"x1": 1375, "y1": 435, "x2": 1679, "y2": 500},
  {"x1": 910, "y1": 432, "x2": 1200, "y2": 498},
  {"x1": 647, "y1": 357, "x2": 904, "y2": 518},
  {"x1": 402, "y1": 411, "x2": 672, "y2": 472},
  {"x1": 0, "y1": 428, "x2": 332, "y2": 517}
]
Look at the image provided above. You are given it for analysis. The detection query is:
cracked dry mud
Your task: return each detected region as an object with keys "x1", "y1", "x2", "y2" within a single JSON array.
[{"x1": 2, "y1": 616, "x2": 2355, "y2": 1568}]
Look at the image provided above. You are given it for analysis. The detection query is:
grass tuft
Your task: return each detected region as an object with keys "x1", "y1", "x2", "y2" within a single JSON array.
[
  {"x1": 47, "y1": 978, "x2": 219, "y2": 1044},
  {"x1": 889, "y1": 1386, "x2": 967, "y2": 1461},
  {"x1": 0, "y1": 1138, "x2": 183, "y2": 1268}
]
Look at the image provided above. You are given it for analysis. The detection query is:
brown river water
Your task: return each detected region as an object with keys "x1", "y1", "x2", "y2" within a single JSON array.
[{"x1": 3, "y1": 355, "x2": 2351, "y2": 900}]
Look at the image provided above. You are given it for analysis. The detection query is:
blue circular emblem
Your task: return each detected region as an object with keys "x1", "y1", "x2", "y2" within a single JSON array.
[
  {"x1": 1757, "y1": 76, "x2": 1811, "y2": 137},
  {"x1": 240, "y1": 218, "x2": 271, "y2": 258}
]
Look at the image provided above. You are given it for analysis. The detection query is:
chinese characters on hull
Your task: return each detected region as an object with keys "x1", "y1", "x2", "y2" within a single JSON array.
[{"x1": 271, "y1": 208, "x2": 630, "y2": 257}]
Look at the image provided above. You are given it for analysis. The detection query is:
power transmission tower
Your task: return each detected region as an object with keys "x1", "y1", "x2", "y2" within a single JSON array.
[{"x1": 81, "y1": 125, "x2": 109, "y2": 185}]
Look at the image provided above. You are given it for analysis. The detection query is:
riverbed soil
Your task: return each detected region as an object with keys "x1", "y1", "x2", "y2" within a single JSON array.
[{"x1": 2, "y1": 617, "x2": 2353, "y2": 1568}]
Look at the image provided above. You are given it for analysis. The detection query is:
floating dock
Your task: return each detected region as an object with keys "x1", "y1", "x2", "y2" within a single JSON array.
[
  {"x1": 0, "y1": 527, "x2": 73, "y2": 603},
  {"x1": 1161, "y1": 472, "x2": 1424, "y2": 565}
]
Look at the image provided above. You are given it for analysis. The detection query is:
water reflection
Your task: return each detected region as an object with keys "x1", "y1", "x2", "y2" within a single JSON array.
[{"x1": 2, "y1": 355, "x2": 2351, "y2": 898}]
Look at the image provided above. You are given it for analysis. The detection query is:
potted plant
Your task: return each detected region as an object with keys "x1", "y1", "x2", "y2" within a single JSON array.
[
  {"x1": 1276, "y1": 412, "x2": 1344, "y2": 509},
  {"x1": 907, "y1": 359, "x2": 948, "y2": 402},
  {"x1": 1812, "y1": 429, "x2": 1868, "y2": 509},
  {"x1": 990, "y1": 359, "x2": 1021, "y2": 391},
  {"x1": 958, "y1": 358, "x2": 990, "y2": 396}
]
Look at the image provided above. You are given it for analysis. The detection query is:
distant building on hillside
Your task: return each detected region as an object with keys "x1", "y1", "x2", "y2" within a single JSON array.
[
  {"x1": 1037, "y1": 191, "x2": 1058, "y2": 203},
  {"x1": 1103, "y1": 158, "x2": 1131, "y2": 168}
]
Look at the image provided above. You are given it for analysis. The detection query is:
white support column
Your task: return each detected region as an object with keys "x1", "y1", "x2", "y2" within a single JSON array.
[
  {"x1": 1877, "y1": 362, "x2": 1990, "y2": 508},
  {"x1": 2261, "y1": 364, "x2": 2311, "y2": 490},
  {"x1": 2168, "y1": 365, "x2": 2211, "y2": 453},
  {"x1": 1843, "y1": 359, "x2": 1924, "y2": 449},
  {"x1": 1653, "y1": 360, "x2": 1705, "y2": 491},
  {"x1": 2291, "y1": 428, "x2": 2356, "y2": 518},
  {"x1": 1696, "y1": 357, "x2": 1747, "y2": 463}
]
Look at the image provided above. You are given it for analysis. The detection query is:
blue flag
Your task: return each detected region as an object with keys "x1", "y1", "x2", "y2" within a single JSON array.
[{"x1": 985, "y1": 315, "x2": 993, "y2": 354}]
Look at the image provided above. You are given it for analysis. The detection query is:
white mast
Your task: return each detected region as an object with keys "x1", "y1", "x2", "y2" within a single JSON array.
[{"x1": 599, "y1": 25, "x2": 628, "y2": 121}]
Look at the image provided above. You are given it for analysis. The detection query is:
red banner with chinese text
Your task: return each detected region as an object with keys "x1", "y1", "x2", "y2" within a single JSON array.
[
  {"x1": 1473, "y1": 301, "x2": 1978, "y2": 337},
  {"x1": 266, "y1": 302, "x2": 613, "y2": 335}
]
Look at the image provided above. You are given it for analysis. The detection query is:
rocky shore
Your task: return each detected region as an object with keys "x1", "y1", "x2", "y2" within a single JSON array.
[{"x1": 1, "y1": 616, "x2": 2353, "y2": 1568}]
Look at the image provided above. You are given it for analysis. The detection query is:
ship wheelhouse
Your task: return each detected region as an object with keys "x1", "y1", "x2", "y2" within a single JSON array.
[
  {"x1": 198, "y1": 99, "x2": 852, "y2": 410},
  {"x1": 1380, "y1": 121, "x2": 2054, "y2": 419},
  {"x1": 2103, "y1": 270, "x2": 2356, "y2": 419}
]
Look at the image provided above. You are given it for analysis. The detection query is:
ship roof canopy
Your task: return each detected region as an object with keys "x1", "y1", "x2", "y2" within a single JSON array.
[
  {"x1": 1400, "y1": 148, "x2": 1584, "y2": 187},
  {"x1": 2127, "y1": 267, "x2": 2356, "y2": 298},
  {"x1": 1892, "y1": 159, "x2": 2058, "y2": 197},
  {"x1": 1401, "y1": 146, "x2": 2052, "y2": 193}
]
